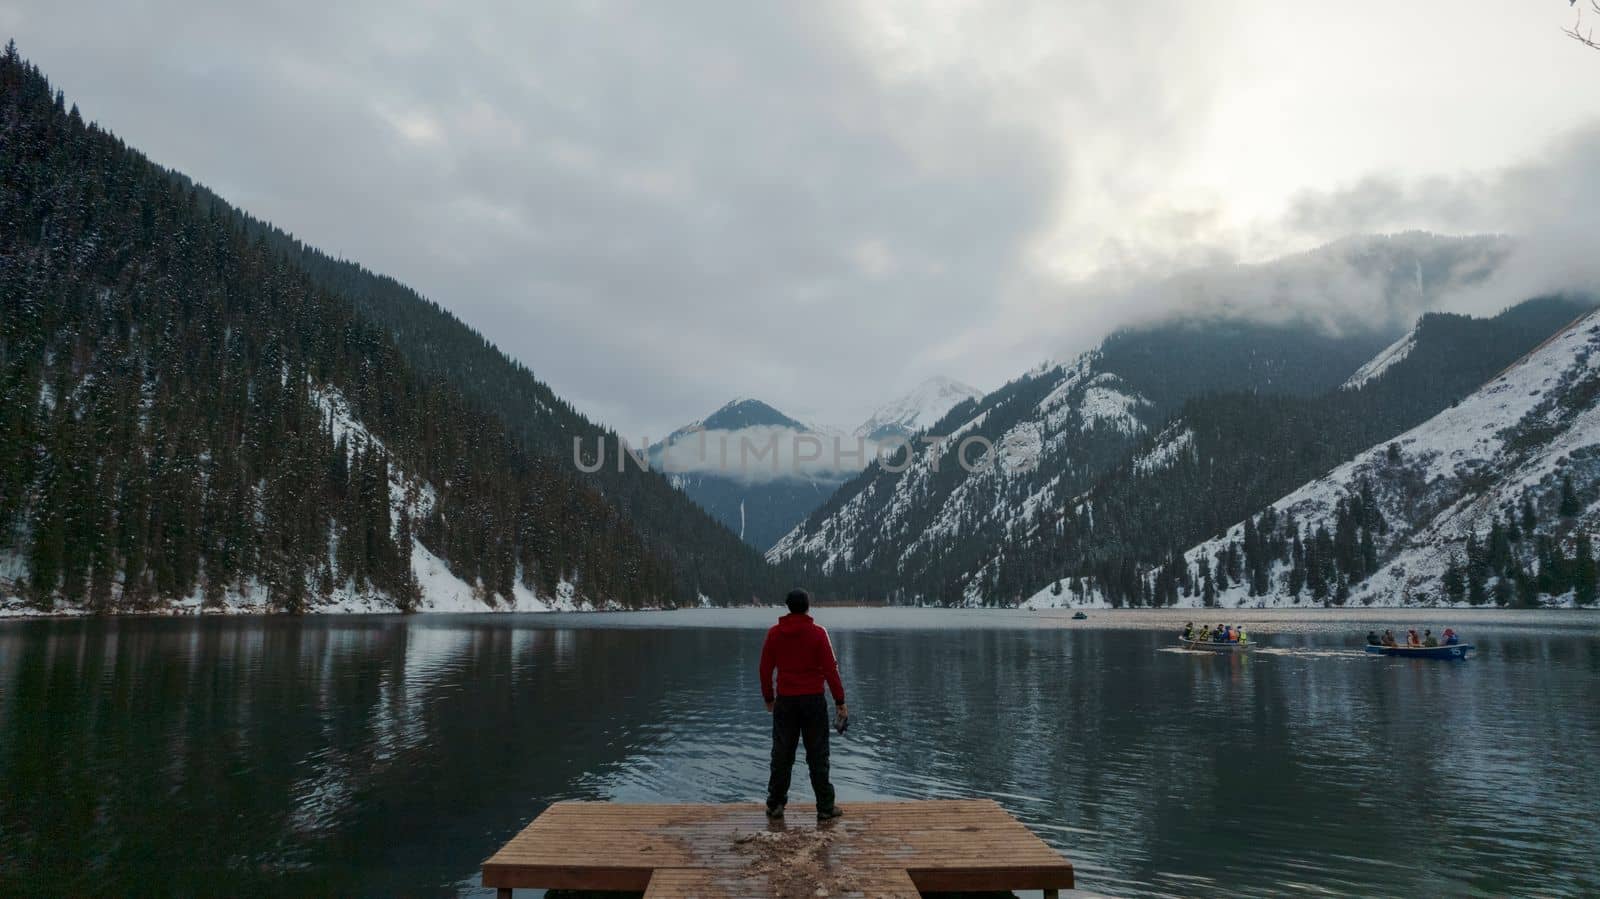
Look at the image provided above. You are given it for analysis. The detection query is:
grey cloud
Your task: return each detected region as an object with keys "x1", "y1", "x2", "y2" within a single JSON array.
[
  {"x1": 4, "y1": 0, "x2": 1241, "y2": 436},
  {"x1": 7, "y1": 0, "x2": 1597, "y2": 439},
  {"x1": 1281, "y1": 125, "x2": 1600, "y2": 316},
  {"x1": 5, "y1": 0, "x2": 1078, "y2": 436}
]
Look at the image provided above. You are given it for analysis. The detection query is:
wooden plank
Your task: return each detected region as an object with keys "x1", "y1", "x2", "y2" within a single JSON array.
[
  {"x1": 643, "y1": 866, "x2": 923, "y2": 898},
  {"x1": 642, "y1": 868, "x2": 723, "y2": 898},
  {"x1": 481, "y1": 800, "x2": 1074, "y2": 895}
]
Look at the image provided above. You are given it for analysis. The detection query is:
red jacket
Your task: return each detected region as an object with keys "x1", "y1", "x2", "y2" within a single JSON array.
[{"x1": 759, "y1": 613, "x2": 845, "y2": 704}]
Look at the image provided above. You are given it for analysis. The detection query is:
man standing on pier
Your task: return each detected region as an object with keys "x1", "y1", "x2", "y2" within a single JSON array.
[{"x1": 760, "y1": 589, "x2": 847, "y2": 822}]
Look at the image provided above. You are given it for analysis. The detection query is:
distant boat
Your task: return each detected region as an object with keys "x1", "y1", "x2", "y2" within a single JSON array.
[
  {"x1": 1180, "y1": 639, "x2": 1255, "y2": 652},
  {"x1": 1071, "y1": 611, "x2": 1088, "y2": 620},
  {"x1": 1364, "y1": 643, "x2": 1474, "y2": 660}
]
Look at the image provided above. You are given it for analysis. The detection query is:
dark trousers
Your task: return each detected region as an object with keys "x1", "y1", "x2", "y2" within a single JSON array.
[{"x1": 766, "y1": 693, "x2": 835, "y2": 810}]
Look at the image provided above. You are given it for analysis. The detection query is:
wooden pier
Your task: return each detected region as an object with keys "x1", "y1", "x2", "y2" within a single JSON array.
[{"x1": 481, "y1": 799, "x2": 1074, "y2": 897}]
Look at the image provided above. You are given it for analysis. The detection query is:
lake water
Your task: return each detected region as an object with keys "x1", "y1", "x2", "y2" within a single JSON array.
[{"x1": 2, "y1": 608, "x2": 1597, "y2": 897}]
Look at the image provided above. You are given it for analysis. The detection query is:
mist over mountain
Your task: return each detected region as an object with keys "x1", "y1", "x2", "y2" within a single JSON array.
[
  {"x1": 648, "y1": 380, "x2": 981, "y2": 550},
  {"x1": 1157, "y1": 231, "x2": 1511, "y2": 335}
]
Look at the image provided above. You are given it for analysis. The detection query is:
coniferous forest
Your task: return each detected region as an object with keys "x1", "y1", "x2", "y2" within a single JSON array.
[{"x1": 0, "y1": 44, "x2": 783, "y2": 612}]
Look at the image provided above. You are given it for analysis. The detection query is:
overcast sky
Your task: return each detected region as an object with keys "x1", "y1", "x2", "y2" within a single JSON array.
[{"x1": 4, "y1": 1, "x2": 1598, "y2": 436}]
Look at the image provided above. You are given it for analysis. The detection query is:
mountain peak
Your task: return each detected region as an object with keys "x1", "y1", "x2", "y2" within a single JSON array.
[
  {"x1": 697, "y1": 398, "x2": 809, "y2": 432},
  {"x1": 854, "y1": 376, "x2": 984, "y2": 442}
]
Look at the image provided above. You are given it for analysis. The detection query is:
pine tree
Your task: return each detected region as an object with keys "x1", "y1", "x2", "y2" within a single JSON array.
[
  {"x1": 1442, "y1": 554, "x2": 1466, "y2": 604},
  {"x1": 1559, "y1": 475, "x2": 1580, "y2": 518},
  {"x1": 1288, "y1": 530, "x2": 1306, "y2": 597},
  {"x1": 1492, "y1": 576, "x2": 1513, "y2": 607},
  {"x1": 1576, "y1": 531, "x2": 1597, "y2": 607},
  {"x1": 1467, "y1": 560, "x2": 1488, "y2": 607}
]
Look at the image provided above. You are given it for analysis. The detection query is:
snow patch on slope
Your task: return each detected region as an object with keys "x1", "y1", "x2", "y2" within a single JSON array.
[
  {"x1": 1020, "y1": 577, "x2": 1115, "y2": 610},
  {"x1": 1342, "y1": 327, "x2": 1418, "y2": 390},
  {"x1": 1076, "y1": 374, "x2": 1150, "y2": 435},
  {"x1": 1133, "y1": 427, "x2": 1195, "y2": 476}
]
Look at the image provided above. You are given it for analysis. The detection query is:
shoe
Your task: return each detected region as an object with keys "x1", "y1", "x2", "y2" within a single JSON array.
[
  {"x1": 816, "y1": 805, "x2": 842, "y2": 822},
  {"x1": 765, "y1": 803, "x2": 785, "y2": 819}
]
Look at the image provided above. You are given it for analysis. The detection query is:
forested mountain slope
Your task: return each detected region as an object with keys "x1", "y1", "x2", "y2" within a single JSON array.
[
  {"x1": 774, "y1": 284, "x2": 1591, "y2": 606},
  {"x1": 0, "y1": 46, "x2": 778, "y2": 613},
  {"x1": 224, "y1": 208, "x2": 782, "y2": 602},
  {"x1": 1137, "y1": 309, "x2": 1600, "y2": 609},
  {"x1": 1021, "y1": 296, "x2": 1596, "y2": 608}
]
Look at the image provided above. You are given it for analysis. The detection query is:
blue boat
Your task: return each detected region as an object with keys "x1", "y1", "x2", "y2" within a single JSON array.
[{"x1": 1364, "y1": 643, "x2": 1474, "y2": 660}]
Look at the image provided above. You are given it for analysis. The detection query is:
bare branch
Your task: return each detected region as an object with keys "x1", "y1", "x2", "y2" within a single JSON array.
[
  {"x1": 1561, "y1": 1, "x2": 1600, "y2": 49},
  {"x1": 1567, "y1": 0, "x2": 1600, "y2": 50}
]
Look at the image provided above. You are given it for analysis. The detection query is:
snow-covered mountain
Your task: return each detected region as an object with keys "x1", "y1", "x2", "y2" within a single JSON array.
[
  {"x1": 777, "y1": 277, "x2": 1593, "y2": 608},
  {"x1": 1044, "y1": 308, "x2": 1600, "y2": 610},
  {"x1": 768, "y1": 314, "x2": 1395, "y2": 602},
  {"x1": 854, "y1": 376, "x2": 983, "y2": 443},
  {"x1": 650, "y1": 382, "x2": 986, "y2": 551}
]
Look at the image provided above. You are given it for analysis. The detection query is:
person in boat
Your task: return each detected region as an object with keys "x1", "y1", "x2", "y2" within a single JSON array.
[
  {"x1": 1182, "y1": 622, "x2": 1195, "y2": 641},
  {"x1": 1407, "y1": 629, "x2": 1421, "y2": 647},
  {"x1": 1236, "y1": 626, "x2": 1248, "y2": 644},
  {"x1": 1423, "y1": 629, "x2": 1438, "y2": 647},
  {"x1": 1367, "y1": 630, "x2": 1382, "y2": 646},
  {"x1": 1381, "y1": 630, "x2": 1398, "y2": 647},
  {"x1": 760, "y1": 589, "x2": 846, "y2": 822},
  {"x1": 1443, "y1": 628, "x2": 1460, "y2": 645},
  {"x1": 1197, "y1": 625, "x2": 1211, "y2": 642}
]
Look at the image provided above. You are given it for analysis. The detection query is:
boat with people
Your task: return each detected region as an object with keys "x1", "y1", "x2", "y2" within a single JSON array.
[
  {"x1": 1177, "y1": 622, "x2": 1256, "y2": 652},
  {"x1": 1071, "y1": 611, "x2": 1088, "y2": 620},
  {"x1": 1364, "y1": 627, "x2": 1473, "y2": 660}
]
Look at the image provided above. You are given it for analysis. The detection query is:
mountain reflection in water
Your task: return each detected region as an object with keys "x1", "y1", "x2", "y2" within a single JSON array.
[{"x1": 1, "y1": 608, "x2": 1596, "y2": 897}]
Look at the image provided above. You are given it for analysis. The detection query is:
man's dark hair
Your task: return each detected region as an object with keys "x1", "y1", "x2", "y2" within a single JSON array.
[{"x1": 785, "y1": 589, "x2": 810, "y2": 615}]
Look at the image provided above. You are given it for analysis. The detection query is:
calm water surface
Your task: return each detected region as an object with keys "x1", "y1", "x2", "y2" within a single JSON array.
[{"x1": 2, "y1": 608, "x2": 1597, "y2": 897}]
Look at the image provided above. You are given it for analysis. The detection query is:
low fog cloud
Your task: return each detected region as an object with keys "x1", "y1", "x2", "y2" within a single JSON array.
[
  {"x1": 1282, "y1": 125, "x2": 1600, "y2": 317},
  {"x1": 649, "y1": 426, "x2": 876, "y2": 485}
]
